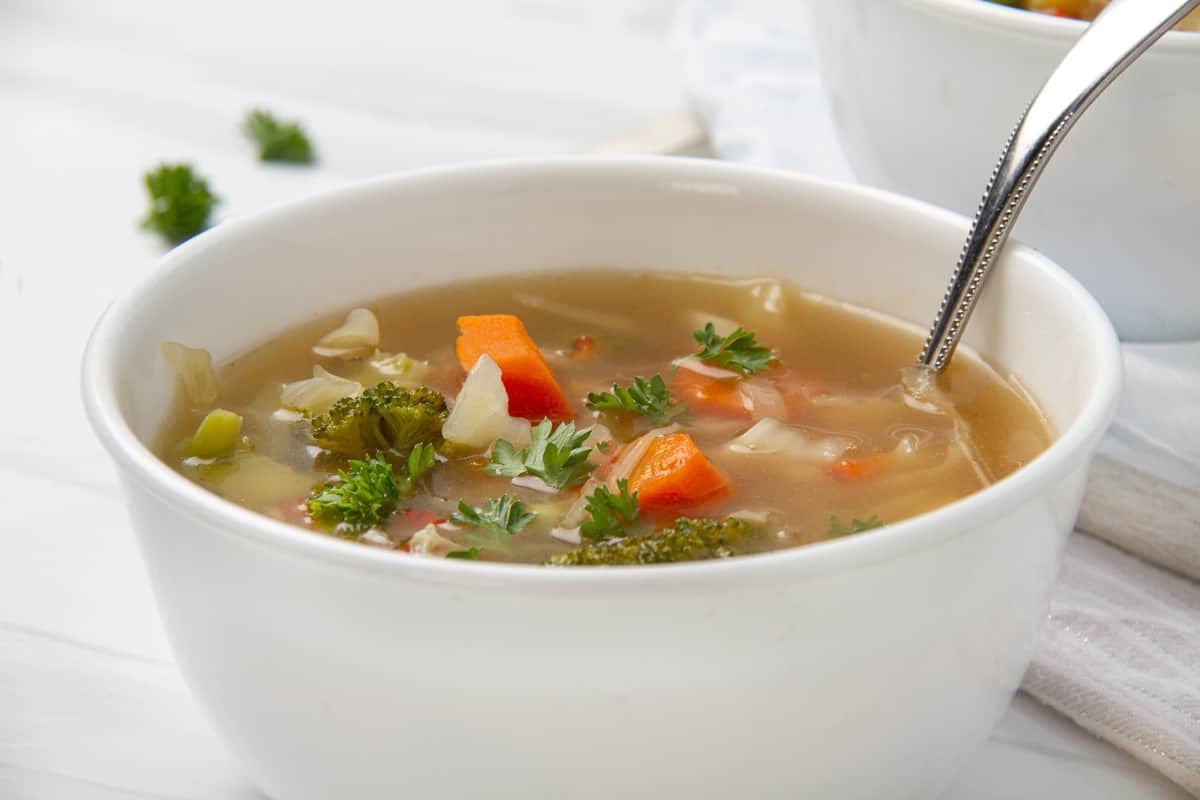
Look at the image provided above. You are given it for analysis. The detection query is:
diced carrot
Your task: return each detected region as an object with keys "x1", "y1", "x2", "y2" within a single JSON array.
[
  {"x1": 569, "y1": 335, "x2": 596, "y2": 360},
  {"x1": 456, "y1": 315, "x2": 573, "y2": 422},
  {"x1": 771, "y1": 369, "x2": 830, "y2": 420},
  {"x1": 403, "y1": 509, "x2": 444, "y2": 528},
  {"x1": 628, "y1": 433, "x2": 732, "y2": 515},
  {"x1": 277, "y1": 496, "x2": 311, "y2": 526},
  {"x1": 671, "y1": 368, "x2": 751, "y2": 419},
  {"x1": 831, "y1": 453, "x2": 889, "y2": 482}
]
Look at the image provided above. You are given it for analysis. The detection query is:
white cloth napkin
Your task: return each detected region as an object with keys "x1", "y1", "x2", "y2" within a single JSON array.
[{"x1": 671, "y1": 2, "x2": 1200, "y2": 795}]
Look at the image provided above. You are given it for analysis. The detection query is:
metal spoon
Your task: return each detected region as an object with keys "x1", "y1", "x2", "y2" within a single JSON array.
[{"x1": 916, "y1": 0, "x2": 1200, "y2": 375}]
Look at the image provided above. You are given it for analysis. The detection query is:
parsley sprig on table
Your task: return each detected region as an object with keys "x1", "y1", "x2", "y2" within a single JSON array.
[
  {"x1": 306, "y1": 445, "x2": 436, "y2": 534},
  {"x1": 484, "y1": 419, "x2": 595, "y2": 490},
  {"x1": 827, "y1": 515, "x2": 884, "y2": 538},
  {"x1": 452, "y1": 495, "x2": 537, "y2": 544},
  {"x1": 692, "y1": 323, "x2": 775, "y2": 375},
  {"x1": 243, "y1": 108, "x2": 316, "y2": 164},
  {"x1": 580, "y1": 479, "x2": 641, "y2": 542},
  {"x1": 586, "y1": 374, "x2": 685, "y2": 427},
  {"x1": 140, "y1": 163, "x2": 218, "y2": 245}
]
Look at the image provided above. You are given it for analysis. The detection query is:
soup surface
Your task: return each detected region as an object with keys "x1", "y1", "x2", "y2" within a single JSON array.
[
  {"x1": 988, "y1": 0, "x2": 1200, "y2": 28},
  {"x1": 158, "y1": 270, "x2": 1051, "y2": 566}
]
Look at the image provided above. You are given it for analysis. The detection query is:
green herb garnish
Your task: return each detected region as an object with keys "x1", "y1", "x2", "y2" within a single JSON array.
[
  {"x1": 586, "y1": 374, "x2": 685, "y2": 427},
  {"x1": 827, "y1": 515, "x2": 884, "y2": 538},
  {"x1": 307, "y1": 453, "x2": 401, "y2": 533},
  {"x1": 306, "y1": 445, "x2": 436, "y2": 534},
  {"x1": 484, "y1": 419, "x2": 595, "y2": 490},
  {"x1": 692, "y1": 323, "x2": 775, "y2": 375},
  {"x1": 446, "y1": 547, "x2": 481, "y2": 560},
  {"x1": 398, "y1": 442, "x2": 436, "y2": 493},
  {"x1": 243, "y1": 108, "x2": 315, "y2": 164},
  {"x1": 140, "y1": 163, "x2": 218, "y2": 244},
  {"x1": 580, "y1": 479, "x2": 641, "y2": 542},
  {"x1": 452, "y1": 495, "x2": 536, "y2": 544}
]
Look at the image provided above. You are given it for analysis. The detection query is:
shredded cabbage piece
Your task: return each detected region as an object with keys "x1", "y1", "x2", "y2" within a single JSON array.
[
  {"x1": 280, "y1": 366, "x2": 362, "y2": 415},
  {"x1": 727, "y1": 418, "x2": 852, "y2": 463},
  {"x1": 313, "y1": 308, "x2": 380, "y2": 359},
  {"x1": 442, "y1": 354, "x2": 532, "y2": 452},
  {"x1": 363, "y1": 350, "x2": 430, "y2": 383},
  {"x1": 161, "y1": 341, "x2": 220, "y2": 406},
  {"x1": 408, "y1": 523, "x2": 462, "y2": 557}
]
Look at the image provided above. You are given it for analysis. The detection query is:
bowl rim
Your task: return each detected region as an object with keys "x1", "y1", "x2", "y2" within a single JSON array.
[
  {"x1": 899, "y1": 0, "x2": 1200, "y2": 51},
  {"x1": 81, "y1": 156, "x2": 1121, "y2": 589}
]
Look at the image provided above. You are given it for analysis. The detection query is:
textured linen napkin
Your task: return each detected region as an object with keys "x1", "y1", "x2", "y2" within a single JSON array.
[{"x1": 671, "y1": 2, "x2": 1200, "y2": 794}]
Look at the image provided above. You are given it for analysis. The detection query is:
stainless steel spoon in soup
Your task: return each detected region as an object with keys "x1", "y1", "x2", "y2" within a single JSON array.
[{"x1": 908, "y1": 0, "x2": 1200, "y2": 393}]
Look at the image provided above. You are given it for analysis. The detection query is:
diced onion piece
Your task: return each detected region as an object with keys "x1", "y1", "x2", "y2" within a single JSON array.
[
  {"x1": 312, "y1": 308, "x2": 380, "y2": 359},
  {"x1": 511, "y1": 475, "x2": 558, "y2": 494},
  {"x1": 409, "y1": 524, "x2": 462, "y2": 557},
  {"x1": 741, "y1": 378, "x2": 787, "y2": 420},
  {"x1": 551, "y1": 527, "x2": 582, "y2": 545},
  {"x1": 728, "y1": 509, "x2": 773, "y2": 526},
  {"x1": 161, "y1": 341, "x2": 220, "y2": 406},
  {"x1": 271, "y1": 408, "x2": 305, "y2": 424},
  {"x1": 442, "y1": 354, "x2": 532, "y2": 452},
  {"x1": 727, "y1": 418, "x2": 851, "y2": 463},
  {"x1": 367, "y1": 350, "x2": 430, "y2": 381},
  {"x1": 280, "y1": 366, "x2": 362, "y2": 415},
  {"x1": 359, "y1": 529, "x2": 395, "y2": 548},
  {"x1": 672, "y1": 356, "x2": 742, "y2": 381}
]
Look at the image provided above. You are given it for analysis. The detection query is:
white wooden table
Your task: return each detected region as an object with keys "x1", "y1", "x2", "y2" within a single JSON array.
[{"x1": 0, "y1": 2, "x2": 1187, "y2": 797}]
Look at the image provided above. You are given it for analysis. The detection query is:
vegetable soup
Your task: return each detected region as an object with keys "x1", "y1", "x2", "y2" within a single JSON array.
[
  {"x1": 987, "y1": 0, "x2": 1200, "y2": 28},
  {"x1": 157, "y1": 270, "x2": 1051, "y2": 566}
]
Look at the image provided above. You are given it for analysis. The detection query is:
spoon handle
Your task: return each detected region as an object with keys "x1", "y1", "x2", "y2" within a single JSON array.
[{"x1": 918, "y1": 0, "x2": 1200, "y2": 372}]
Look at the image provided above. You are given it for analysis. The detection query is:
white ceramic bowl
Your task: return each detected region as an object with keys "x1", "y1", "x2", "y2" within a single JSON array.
[
  {"x1": 806, "y1": 0, "x2": 1200, "y2": 341},
  {"x1": 83, "y1": 158, "x2": 1120, "y2": 800}
]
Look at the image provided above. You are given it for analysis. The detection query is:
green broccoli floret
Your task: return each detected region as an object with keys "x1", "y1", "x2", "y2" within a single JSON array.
[
  {"x1": 546, "y1": 517, "x2": 751, "y2": 566},
  {"x1": 309, "y1": 382, "x2": 447, "y2": 458}
]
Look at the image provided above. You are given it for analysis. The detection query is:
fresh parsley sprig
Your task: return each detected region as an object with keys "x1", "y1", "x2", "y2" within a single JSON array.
[
  {"x1": 446, "y1": 547, "x2": 481, "y2": 560},
  {"x1": 452, "y1": 495, "x2": 537, "y2": 547},
  {"x1": 243, "y1": 108, "x2": 316, "y2": 164},
  {"x1": 306, "y1": 444, "x2": 437, "y2": 534},
  {"x1": 586, "y1": 374, "x2": 686, "y2": 427},
  {"x1": 580, "y1": 479, "x2": 641, "y2": 542},
  {"x1": 827, "y1": 515, "x2": 884, "y2": 538},
  {"x1": 307, "y1": 453, "x2": 401, "y2": 533},
  {"x1": 484, "y1": 419, "x2": 595, "y2": 490},
  {"x1": 398, "y1": 443, "x2": 436, "y2": 493},
  {"x1": 692, "y1": 323, "x2": 775, "y2": 375},
  {"x1": 140, "y1": 163, "x2": 218, "y2": 245}
]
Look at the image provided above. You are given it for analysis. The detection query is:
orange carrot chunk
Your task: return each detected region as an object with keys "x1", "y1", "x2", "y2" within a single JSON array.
[
  {"x1": 628, "y1": 433, "x2": 732, "y2": 515},
  {"x1": 671, "y1": 369, "x2": 751, "y2": 419},
  {"x1": 456, "y1": 315, "x2": 572, "y2": 422},
  {"x1": 831, "y1": 453, "x2": 889, "y2": 482}
]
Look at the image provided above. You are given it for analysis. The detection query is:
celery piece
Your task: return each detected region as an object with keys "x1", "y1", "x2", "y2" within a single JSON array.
[{"x1": 187, "y1": 408, "x2": 243, "y2": 458}]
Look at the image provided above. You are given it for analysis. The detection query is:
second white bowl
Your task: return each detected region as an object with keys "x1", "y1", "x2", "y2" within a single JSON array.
[{"x1": 807, "y1": 0, "x2": 1200, "y2": 341}]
